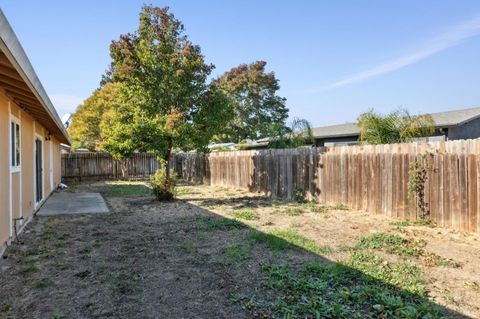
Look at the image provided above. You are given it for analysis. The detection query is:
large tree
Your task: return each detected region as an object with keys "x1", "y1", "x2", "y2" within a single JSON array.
[
  {"x1": 102, "y1": 5, "x2": 232, "y2": 176},
  {"x1": 68, "y1": 82, "x2": 122, "y2": 151},
  {"x1": 214, "y1": 61, "x2": 289, "y2": 143},
  {"x1": 357, "y1": 109, "x2": 436, "y2": 144}
]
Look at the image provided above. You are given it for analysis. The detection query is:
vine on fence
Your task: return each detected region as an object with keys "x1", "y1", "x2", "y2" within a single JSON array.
[{"x1": 407, "y1": 154, "x2": 432, "y2": 220}]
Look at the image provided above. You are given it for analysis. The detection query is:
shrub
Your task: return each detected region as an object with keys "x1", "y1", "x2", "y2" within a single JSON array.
[
  {"x1": 293, "y1": 188, "x2": 306, "y2": 203},
  {"x1": 150, "y1": 166, "x2": 177, "y2": 201}
]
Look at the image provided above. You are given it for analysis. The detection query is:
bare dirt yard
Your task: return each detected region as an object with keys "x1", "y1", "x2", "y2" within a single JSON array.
[{"x1": 0, "y1": 180, "x2": 479, "y2": 318}]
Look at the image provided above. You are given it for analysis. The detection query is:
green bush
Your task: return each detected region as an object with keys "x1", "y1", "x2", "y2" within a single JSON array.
[
  {"x1": 293, "y1": 187, "x2": 306, "y2": 203},
  {"x1": 150, "y1": 167, "x2": 177, "y2": 201}
]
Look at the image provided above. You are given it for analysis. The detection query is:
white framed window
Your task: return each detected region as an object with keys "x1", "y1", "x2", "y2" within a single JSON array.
[{"x1": 10, "y1": 117, "x2": 21, "y2": 171}]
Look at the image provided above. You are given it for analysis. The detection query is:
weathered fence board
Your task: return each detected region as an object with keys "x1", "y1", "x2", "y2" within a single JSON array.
[
  {"x1": 174, "y1": 139, "x2": 480, "y2": 232},
  {"x1": 62, "y1": 152, "x2": 160, "y2": 179}
]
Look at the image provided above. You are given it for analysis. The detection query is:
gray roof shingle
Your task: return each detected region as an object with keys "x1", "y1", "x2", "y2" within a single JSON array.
[{"x1": 312, "y1": 107, "x2": 480, "y2": 139}]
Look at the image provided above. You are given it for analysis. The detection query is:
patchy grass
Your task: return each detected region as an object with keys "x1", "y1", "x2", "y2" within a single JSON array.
[
  {"x1": 332, "y1": 203, "x2": 349, "y2": 210},
  {"x1": 240, "y1": 252, "x2": 441, "y2": 318},
  {"x1": 194, "y1": 216, "x2": 246, "y2": 231},
  {"x1": 283, "y1": 207, "x2": 306, "y2": 216},
  {"x1": 357, "y1": 233, "x2": 461, "y2": 267},
  {"x1": 464, "y1": 280, "x2": 480, "y2": 290},
  {"x1": 289, "y1": 221, "x2": 303, "y2": 228},
  {"x1": 179, "y1": 242, "x2": 195, "y2": 253},
  {"x1": 108, "y1": 270, "x2": 142, "y2": 295},
  {"x1": 18, "y1": 264, "x2": 38, "y2": 275},
  {"x1": 231, "y1": 209, "x2": 259, "y2": 220},
  {"x1": 25, "y1": 247, "x2": 48, "y2": 257},
  {"x1": 391, "y1": 219, "x2": 436, "y2": 228},
  {"x1": 299, "y1": 201, "x2": 349, "y2": 214},
  {"x1": 54, "y1": 263, "x2": 70, "y2": 271},
  {"x1": 222, "y1": 244, "x2": 251, "y2": 266},
  {"x1": 79, "y1": 244, "x2": 94, "y2": 254},
  {"x1": 0, "y1": 302, "x2": 13, "y2": 313},
  {"x1": 1, "y1": 181, "x2": 475, "y2": 318},
  {"x1": 262, "y1": 219, "x2": 274, "y2": 226},
  {"x1": 103, "y1": 183, "x2": 151, "y2": 197},
  {"x1": 33, "y1": 279, "x2": 55, "y2": 289},
  {"x1": 249, "y1": 229, "x2": 334, "y2": 255},
  {"x1": 41, "y1": 227, "x2": 56, "y2": 241}
]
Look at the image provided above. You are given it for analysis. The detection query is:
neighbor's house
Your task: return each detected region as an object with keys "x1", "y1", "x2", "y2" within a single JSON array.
[
  {"x1": 0, "y1": 10, "x2": 70, "y2": 255},
  {"x1": 314, "y1": 107, "x2": 480, "y2": 147}
]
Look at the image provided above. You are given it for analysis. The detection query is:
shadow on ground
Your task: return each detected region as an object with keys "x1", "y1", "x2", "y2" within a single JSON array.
[{"x1": 0, "y1": 182, "x2": 469, "y2": 318}]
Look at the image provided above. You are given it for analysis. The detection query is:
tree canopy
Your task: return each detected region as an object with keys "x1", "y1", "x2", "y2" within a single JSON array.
[
  {"x1": 268, "y1": 118, "x2": 314, "y2": 149},
  {"x1": 101, "y1": 5, "x2": 233, "y2": 163},
  {"x1": 68, "y1": 82, "x2": 122, "y2": 151},
  {"x1": 214, "y1": 61, "x2": 289, "y2": 143},
  {"x1": 357, "y1": 109, "x2": 436, "y2": 144}
]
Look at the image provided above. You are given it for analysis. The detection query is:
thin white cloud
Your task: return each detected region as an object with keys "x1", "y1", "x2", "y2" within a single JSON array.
[
  {"x1": 49, "y1": 94, "x2": 85, "y2": 118},
  {"x1": 320, "y1": 15, "x2": 480, "y2": 91}
]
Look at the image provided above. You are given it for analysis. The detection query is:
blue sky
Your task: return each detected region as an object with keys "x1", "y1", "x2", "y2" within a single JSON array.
[{"x1": 1, "y1": 1, "x2": 480, "y2": 127}]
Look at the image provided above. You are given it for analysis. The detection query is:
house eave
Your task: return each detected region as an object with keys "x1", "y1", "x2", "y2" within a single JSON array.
[{"x1": 0, "y1": 9, "x2": 70, "y2": 144}]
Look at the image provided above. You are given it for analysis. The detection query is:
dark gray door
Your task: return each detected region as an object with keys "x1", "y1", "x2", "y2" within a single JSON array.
[{"x1": 35, "y1": 138, "x2": 43, "y2": 203}]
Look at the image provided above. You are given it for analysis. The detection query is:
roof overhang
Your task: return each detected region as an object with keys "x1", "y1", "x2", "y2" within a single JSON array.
[{"x1": 0, "y1": 10, "x2": 70, "y2": 144}]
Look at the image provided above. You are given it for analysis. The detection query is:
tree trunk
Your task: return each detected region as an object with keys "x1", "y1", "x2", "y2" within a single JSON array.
[
  {"x1": 121, "y1": 159, "x2": 128, "y2": 178},
  {"x1": 164, "y1": 137, "x2": 173, "y2": 181}
]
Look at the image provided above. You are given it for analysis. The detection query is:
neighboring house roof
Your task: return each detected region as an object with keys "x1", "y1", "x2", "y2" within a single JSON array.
[
  {"x1": 0, "y1": 9, "x2": 70, "y2": 144},
  {"x1": 312, "y1": 107, "x2": 480, "y2": 139},
  {"x1": 429, "y1": 107, "x2": 480, "y2": 127},
  {"x1": 312, "y1": 123, "x2": 360, "y2": 139}
]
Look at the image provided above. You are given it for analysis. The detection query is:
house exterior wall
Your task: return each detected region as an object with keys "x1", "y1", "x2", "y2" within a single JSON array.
[
  {"x1": 21, "y1": 112, "x2": 34, "y2": 222},
  {"x1": 52, "y1": 138, "x2": 61, "y2": 187},
  {"x1": 0, "y1": 89, "x2": 62, "y2": 252},
  {"x1": 315, "y1": 135, "x2": 360, "y2": 147},
  {"x1": 447, "y1": 117, "x2": 480, "y2": 140},
  {"x1": 0, "y1": 93, "x2": 9, "y2": 248}
]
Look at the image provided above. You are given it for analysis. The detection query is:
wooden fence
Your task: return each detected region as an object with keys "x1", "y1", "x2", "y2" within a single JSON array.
[
  {"x1": 62, "y1": 152, "x2": 161, "y2": 180},
  {"x1": 174, "y1": 139, "x2": 480, "y2": 232},
  {"x1": 61, "y1": 139, "x2": 480, "y2": 232}
]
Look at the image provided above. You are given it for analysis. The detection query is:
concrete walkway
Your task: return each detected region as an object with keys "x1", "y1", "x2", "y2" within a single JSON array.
[{"x1": 37, "y1": 192, "x2": 109, "y2": 216}]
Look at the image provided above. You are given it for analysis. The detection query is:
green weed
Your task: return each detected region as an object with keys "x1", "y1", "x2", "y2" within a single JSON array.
[
  {"x1": 195, "y1": 216, "x2": 246, "y2": 231},
  {"x1": 18, "y1": 264, "x2": 38, "y2": 275},
  {"x1": 104, "y1": 184, "x2": 151, "y2": 197},
  {"x1": 222, "y1": 244, "x2": 251, "y2": 266},
  {"x1": 262, "y1": 219, "x2": 274, "y2": 226},
  {"x1": 391, "y1": 219, "x2": 436, "y2": 227},
  {"x1": 33, "y1": 279, "x2": 55, "y2": 289},
  {"x1": 232, "y1": 209, "x2": 259, "y2": 220},
  {"x1": 248, "y1": 229, "x2": 333, "y2": 255},
  {"x1": 79, "y1": 244, "x2": 94, "y2": 254},
  {"x1": 54, "y1": 263, "x2": 70, "y2": 271},
  {"x1": 284, "y1": 207, "x2": 306, "y2": 216},
  {"x1": 357, "y1": 233, "x2": 425, "y2": 257},
  {"x1": 41, "y1": 228, "x2": 55, "y2": 241},
  {"x1": 179, "y1": 242, "x2": 195, "y2": 253},
  {"x1": 0, "y1": 302, "x2": 13, "y2": 313},
  {"x1": 357, "y1": 233, "x2": 460, "y2": 267},
  {"x1": 247, "y1": 252, "x2": 443, "y2": 318},
  {"x1": 109, "y1": 270, "x2": 142, "y2": 295}
]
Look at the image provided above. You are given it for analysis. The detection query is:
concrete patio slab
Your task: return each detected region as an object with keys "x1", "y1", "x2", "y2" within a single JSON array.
[{"x1": 37, "y1": 192, "x2": 109, "y2": 216}]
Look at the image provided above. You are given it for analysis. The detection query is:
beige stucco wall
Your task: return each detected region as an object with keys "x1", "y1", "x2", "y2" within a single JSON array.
[
  {"x1": 52, "y1": 138, "x2": 61, "y2": 187},
  {"x1": 21, "y1": 111, "x2": 34, "y2": 221},
  {"x1": 0, "y1": 92, "x2": 9, "y2": 246},
  {"x1": 1, "y1": 90, "x2": 63, "y2": 249}
]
